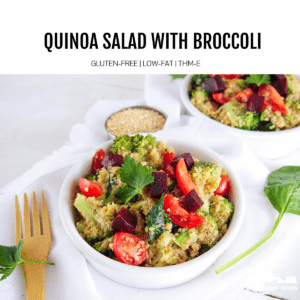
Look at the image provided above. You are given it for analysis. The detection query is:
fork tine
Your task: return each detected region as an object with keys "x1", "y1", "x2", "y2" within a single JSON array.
[
  {"x1": 15, "y1": 195, "x2": 22, "y2": 246},
  {"x1": 23, "y1": 193, "x2": 32, "y2": 238},
  {"x1": 32, "y1": 191, "x2": 41, "y2": 236},
  {"x1": 41, "y1": 191, "x2": 51, "y2": 237}
]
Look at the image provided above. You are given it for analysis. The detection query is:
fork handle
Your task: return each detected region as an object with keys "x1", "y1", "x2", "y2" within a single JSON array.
[{"x1": 23, "y1": 262, "x2": 46, "y2": 300}]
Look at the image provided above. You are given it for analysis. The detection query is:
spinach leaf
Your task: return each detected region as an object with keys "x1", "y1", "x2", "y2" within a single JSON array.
[
  {"x1": 0, "y1": 241, "x2": 54, "y2": 281},
  {"x1": 216, "y1": 166, "x2": 300, "y2": 274},
  {"x1": 147, "y1": 196, "x2": 165, "y2": 244}
]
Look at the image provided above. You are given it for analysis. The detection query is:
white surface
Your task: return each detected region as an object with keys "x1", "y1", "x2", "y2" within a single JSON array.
[
  {"x1": 0, "y1": 75, "x2": 299, "y2": 299},
  {"x1": 180, "y1": 74, "x2": 300, "y2": 159}
]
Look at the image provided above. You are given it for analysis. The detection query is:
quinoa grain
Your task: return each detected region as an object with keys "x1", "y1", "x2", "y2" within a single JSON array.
[{"x1": 106, "y1": 107, "x2": 165, "y2": 136}]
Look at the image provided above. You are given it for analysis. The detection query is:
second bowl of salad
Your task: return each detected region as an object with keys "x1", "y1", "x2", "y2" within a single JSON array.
[
  {"x1": 59, "y1": 133, "x2": 244, "y2": 288},
  {"x1": 181, "y1": 74, "x2": 300, "y2": 159}
]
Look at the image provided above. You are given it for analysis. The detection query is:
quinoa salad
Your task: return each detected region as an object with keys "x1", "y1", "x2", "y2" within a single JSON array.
[
  {"x1": 189, "y1": 74, "x2": 300, "y2": 131},
  {"x1": 74, "y1": 134, "x2": 234, "y2": 267}
]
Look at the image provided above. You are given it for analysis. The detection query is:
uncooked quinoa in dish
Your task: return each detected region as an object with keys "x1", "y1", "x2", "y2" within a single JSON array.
[
  {"x1": 106, "y1": 107, "x2": 166, "y2": 136},
  {"x1": 189, "y1": 74, "x2": 300, "y2": 131},
  {"x1": 73, "y1": 134, "x2": 234, "y2": 267}
]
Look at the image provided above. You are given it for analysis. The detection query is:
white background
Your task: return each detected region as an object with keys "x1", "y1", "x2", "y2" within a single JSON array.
[{"x1": 1, "y1": 0, "x2": 300, "y2": 73}]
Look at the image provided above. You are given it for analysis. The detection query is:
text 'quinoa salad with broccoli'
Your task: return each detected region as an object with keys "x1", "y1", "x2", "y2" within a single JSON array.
[
  {"x1": 74, "y1": 134, "x2": 234, "y2": 267},
  {"x1": 190, "y1": 74, "x2": 300, "y2": 131}
]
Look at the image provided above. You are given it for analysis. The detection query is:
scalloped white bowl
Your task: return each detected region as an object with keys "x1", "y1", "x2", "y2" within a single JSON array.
[
  {"x1": 180, "y1": 74, "x2": 300, "y2": 159},
  {"x1": 59, "y1": 133, "x2": 245, "y2": 289}
]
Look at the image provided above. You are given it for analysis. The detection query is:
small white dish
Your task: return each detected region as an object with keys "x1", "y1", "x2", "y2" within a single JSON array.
[
  {"x1": 59, "y1": 133, "x2": 245, "y2": 289},
  {"x1": 180, "y1": 74, "x2": 300, "y2": 159}
]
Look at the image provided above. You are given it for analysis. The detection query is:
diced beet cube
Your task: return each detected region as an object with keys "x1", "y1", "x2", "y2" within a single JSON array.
[
  {"x1": 246, "y1": 95, "x2": 265, "y2": 113},
  {"x1": 170, "y1": 153, "x2": 194, "y2": 170},
  {"x1": 270, "y1": 75, "x2": 288, "y2": 97},
  {"x1": 112, "y1": 208, "x2": 137, "y2": 233},
  {"x1": 101, "y1": 154, "x2": 124, "y2": 168},
  {"x1": 270, "y1": 74, "x2": 286, "y2": 82},
  {"x1": 181, "y1": 189, "x2": 204, "y2": 213},
  {"x1": 150, "y1": 172, "x2": 168, "y2": 198},
  {"x1": 240, "y1": 74, "x2": 250, "y2": 79},
  {"x1": 204, "y1": 75, "x2": 226, "y2": 94}
]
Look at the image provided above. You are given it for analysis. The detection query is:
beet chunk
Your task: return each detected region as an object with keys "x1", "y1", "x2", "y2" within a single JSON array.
[
  {"x1": 270, "y1": 74, "x2": 288, "y2": 97},
  {"x1": 150, "y1": 172, "x2": 168, "y2": 198},
  {"x1": 112, "y1": 208, "x2": 137, "y2": 233},
  {"x1": 101, "y1": 154, "x2": 124, "y2": 168},
  {"x1": 246, "y1": 95, "x2": 265, "y2": 113},
  {"x1": 204, "y1": 75, "x2": 226, "y2": 94},
  {"x1": 170, "y1": 153, "x2": 194, "y2": 170},
  {"x1": 181, "y1": 189, "x2": 204, "y2": 213}
]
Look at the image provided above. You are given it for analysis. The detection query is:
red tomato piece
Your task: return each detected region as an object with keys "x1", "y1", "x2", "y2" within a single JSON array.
[
  {"x1": 210, "y1": 74, "x2": 240, "y2": 79},
  {"x1": 163, "y1": 152, "x2": 176, "y2": 178},
  {"x1": 113, "y1": 233, "x2": 147, "y2": 266},
  {"x1": 176, "y1": 159, "x2": 199, "y2": 196},
  {"x1": 214, "y1": 175, "x2": 229, "y2": 197},
  {"x1": 79, "y1": 177, "x2": 103, "y2": 198},
  {"x1": 163, "y1": 194, "x2": 204, "y2": 228},
  {"x1": 163, "y1": 194, "x2": 189, "y2": 219},
  {"x1": 92, "y1": 149, "x2": 106, "y2": 172},
  {"x1": 236, "y1": 88, "x2": 253, "y2": 103},
  {"x1": 169, "y1": 213, "x2": 204, "y2": 229},
  {"x1": 212, "y1": 93, "x2": 228, "y2": 104},
  {"x1": 258, "y1": 84, "x2": 287, "y2": 115}
]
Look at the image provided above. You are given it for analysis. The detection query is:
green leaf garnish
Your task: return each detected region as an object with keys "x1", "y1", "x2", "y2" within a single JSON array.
[
  {"x1": 147, "y1": 196, "x2": 165, "y2": 244},
  {"x1": 216, "y1": 166, "x2": 300, "y2": 274},
  {"x1": 170, "y1": 74, "x2": 186, "y2": 79},
  {"x1": 246, "y1": 74, "x2": 270, "y2": 87},
  {"x1": 116, "y1": 155, "x2": 154, "y2": 203},
  {"x1": 0, "y1": 241, "x2": 54, "y2": 281}
]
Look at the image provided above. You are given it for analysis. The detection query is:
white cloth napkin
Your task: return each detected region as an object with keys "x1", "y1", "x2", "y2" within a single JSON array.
[{"x1": 1, "y1": 75, "x2": 300, "y2": 300}]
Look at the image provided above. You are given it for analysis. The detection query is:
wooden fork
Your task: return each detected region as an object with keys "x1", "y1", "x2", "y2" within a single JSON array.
[{"x1": 15, "y1": 191, "x2": 52, "y2": 300}]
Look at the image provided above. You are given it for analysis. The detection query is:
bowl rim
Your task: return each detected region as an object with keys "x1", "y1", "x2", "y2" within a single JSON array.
[
  {"x1": 59, "y1": 133, "x2": 245, "y2": 276},
  {"x1": 180, "y1": 74, "x2": 300, "y2": 139}
]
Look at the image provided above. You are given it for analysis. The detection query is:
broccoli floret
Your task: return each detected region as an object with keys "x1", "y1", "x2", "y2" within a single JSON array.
[
  {"x1": 236, "y1": 79, "x2": 248, "y2": 90},
  {"x1": 74, "y1": 193, "x2": 121, "y2": 234},
  {"x1": 93, "y1": 236, "x2": 113, "y2": 254},
  {"x1": 209, "y1": 195, "x2": 234, "y2": 231},
  {"x1": 84, "y1": 172, "x2": 99, "y2": 181},
  {"x1": 111, "y1": 135, "x2": 133, "y2": 154},
  {"x1": 174, "y1": 231, "x2": 189, "y2": 246},
  {"x1": 285, "y1": 74, "x2": 294, "y2": 95},
  {"x1": 236, "y1": 111, "x2": 260, "y2": 131},
  {"x1": 220, "y1": 102, "x2": 260, "y2": 130},
  {"x1": 190, "y1": 162, "x2": 222, "y2": 211},
  {"x1": 196, "y1": 213, "x2": 219, "y2": 246},
  {"x1": 74, "y1": 194, "x2": 102, "y2": 225},
  {"x1": 134, "y1": 134, "x2": 157, "y2": 152},
  {"x1": 192, "y1": 74, "x2": 209, "y2": 86},
  {"x1": 111, "y1": 134, "x2": 157, "y2": 155}
]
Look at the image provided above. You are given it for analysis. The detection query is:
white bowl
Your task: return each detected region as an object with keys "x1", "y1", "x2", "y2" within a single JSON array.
[
  {"x1": 59, "y1": 133, "x2": 245, "y2": 289},
  {"x1": 181, "y1": 74, "x2": 300, "y2": 159}
]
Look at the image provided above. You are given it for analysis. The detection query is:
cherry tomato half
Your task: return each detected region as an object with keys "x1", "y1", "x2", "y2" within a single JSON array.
[
  {"x1": 79, "y1": 177, "x2": 103, "y2": 198},
  {"x1": 214, "y1": 175, "x2": 229, "y2": 197},
  {"x1": 92, "y1": 149, "x2": 106, "y2": 172},
  {"x1": 163, "y1": 194, "x2": 204, "y2": 228},
  {"x1": 176, "y1": 159, "x2": 199, "y2": 196},
  {"x1": 113, "y1": 232, "x2": 147, "y2": 266},
  {"x1": 163, "y1": 194, "x2": 189, "y2": 219}
]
